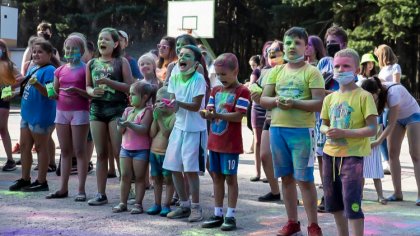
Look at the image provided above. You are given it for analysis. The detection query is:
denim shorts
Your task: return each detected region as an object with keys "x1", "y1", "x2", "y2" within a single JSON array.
[
  {"x1": 397, "y1": 112, "x2": 420, "y2": 128},
  {"x1": 322, "y1": 154, "x2": 364, "y2": 219},
  {"x1": 21, "y1": 119, "x2": 55, "y2": 135},
  {"x1": 119, "y1": 148, "x2": 149, "y2": 161}
]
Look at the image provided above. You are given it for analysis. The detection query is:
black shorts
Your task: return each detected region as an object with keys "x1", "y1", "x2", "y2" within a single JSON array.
[
  {"x1": 263, "y1": 119, "x2": 271, "y2": 131},
  {"x1": 0, "y1": 98, "x2": 10, "y2": 109},
  {"x1": 89, "y1": 100, "x2": 126, "y2": 123}
]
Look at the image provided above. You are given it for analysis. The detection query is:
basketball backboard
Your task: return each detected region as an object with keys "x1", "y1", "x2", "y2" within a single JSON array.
[{"x1": 167, "y1": 0, "x2": 215, "y2": 38}]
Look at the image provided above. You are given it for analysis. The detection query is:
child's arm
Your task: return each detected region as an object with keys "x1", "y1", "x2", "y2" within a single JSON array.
[
  {"x1": 28, "y1": 76, "x2": 48, "y2": 97},
  {"x1": 284, "y1": 88, "x2": 325, "y2": 112},
  {"x1": 326, "y1": 115, "x2": 377, "y2": 139},
  {"x1": 156, "y1": 117, "x2": 173, "y2": 137},
  {"x1": 371, "y1": 105, "x2": 399, "y2": 147},
  {"x1": 117, "y1": 111, "x2": 128, "y2": 134},
  {"x1": 260, "y1": 84, "x2": 278, "y2": 109},
  {"x1": 175, "y1": 95, "x2": 204, "y2": 112},
  {"x1": 95, "y1": 58, "x2": 133, "y2": 93},
  {"x1": 125, "y1": 109, "x2": 153, "y2": 135},
  {"x1": 213, "y1": 111, "x2": 244, "y2": 123}
]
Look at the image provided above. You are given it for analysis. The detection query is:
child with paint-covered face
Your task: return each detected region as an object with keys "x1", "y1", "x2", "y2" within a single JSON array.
[
  {"x1": 113, "y1": 81, "x2": 154, "y2": 214},
  {"x1": 86, "y1": 27, "x2": 134, "y2": 206},
  {"x1": 162, "y1": 45, "x2": 207, "y2": 222},
  {"x1": 146, "y1": 86, "x2": 176, "y2": 216},
  {"x1": 260, "y1": 27, "x2": 325, "y2": 236},
  {"x1": 45, "y1": 34, "x2": 90, "y2": 201},
  {"x1": 321, "y1": 48, "x2": 378, "y2": 236},
  {"x1": 200, "y1": 53, "x2": 250, "y2": 231}
]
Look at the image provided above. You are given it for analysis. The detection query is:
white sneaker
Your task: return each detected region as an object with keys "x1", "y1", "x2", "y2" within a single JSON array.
[
  {"x1": 188, "y1": 205, "x2": 203, "y2": 222},
  {"x1": 383, "y1": 162, "x2": 391, "y2": 175}
]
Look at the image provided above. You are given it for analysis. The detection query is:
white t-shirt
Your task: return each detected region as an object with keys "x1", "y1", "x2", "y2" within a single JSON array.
[
  {"x1": 168, "y1": 71, "x2": 207, "y2": 132},
  {"x1": 378, "y1": 64, "x2": 401, "y2": 82},
  {"x1": 384, "y1": 82, "x2": 420, "y2": 119}
]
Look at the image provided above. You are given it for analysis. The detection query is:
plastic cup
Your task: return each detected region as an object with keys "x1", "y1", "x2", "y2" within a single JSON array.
[
  {"x1": 1, "y1": 86, "x2": 12, "y2": 99},
  {"x1": 46, "y1": 83, "x2": 56, "y2": 97}
]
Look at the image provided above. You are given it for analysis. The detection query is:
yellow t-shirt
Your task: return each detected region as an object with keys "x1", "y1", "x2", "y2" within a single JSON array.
[
  {"x1": 321, "y1": 87, "x2": 378, "y2": 157},
  {"x1": 266, "y1": 63, "x2": 324, "y2": 127}
]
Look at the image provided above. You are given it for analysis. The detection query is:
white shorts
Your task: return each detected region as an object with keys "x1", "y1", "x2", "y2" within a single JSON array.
[
  {"x1": 55, "y1": 110, "x2": 90, "y2": 125},
  {"x1": 163, "y1": 127, "x2": 207, "y2": 172}
]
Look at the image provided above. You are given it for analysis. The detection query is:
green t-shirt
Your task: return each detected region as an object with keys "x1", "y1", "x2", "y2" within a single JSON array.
[
  {"x1": 321, "y1": 87, "x2": 378, "y2": 157},
  {"x1": 266, "y1": 63, "x2": 324, "y2": 128}
]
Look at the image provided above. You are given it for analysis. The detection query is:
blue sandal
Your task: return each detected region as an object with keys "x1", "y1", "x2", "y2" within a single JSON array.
[{"x1": 386, "y1": 195, "x2": 403, "y2": 202}]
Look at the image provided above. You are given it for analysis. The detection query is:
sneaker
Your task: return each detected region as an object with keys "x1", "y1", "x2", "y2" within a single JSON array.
[
  {"x1": 221, "y1": 217, "x2": 237, "y2": 231},
  {"x1": 159, "y1": 206, "x2": 171, "y2": 217},
  {"x1": 112, "y1": 203, "x2": 128, "y2": 213},
  {"x1": 2, "y1": 160, "x2": 17, "y2": 171},
  {"x1": 146, "y1": 204, "x2": 162, "y2": 215},
  {"x1": 308, "y1": 223, "x2": 322, "y2": 236},
  {"x1": 277, "y1": 220, "x2": 301, "y2": 236},
  {"x1": 11, "y1": 143, "x2": 20, "y2": 154},
  {"x1": 88, "y1": 193, "x2": 108, "y2": 206},
  {"x1": 258, "y1": 192, "x2": 281, "y2": 202},
  {"x1": 16, "y1": 159, "x2": 22, "y2": 165},
  {"x1": 202, "y1": 215, "x2": 224, "y2": 228},
  {"x1": 383, "y1": 162, "x2": 391, "y2": 175},
  {"x1": 9, "y1": 178, "x2": 31, "y2": 191},
  {"x1": 22, "y1": 180, "x2": 49, "y2": 192},
  {"x1": 167, "y1": 206, "x2": 191, "y2": 219},
  {"x1": 188, "y1": 205, "x2": 203, "y2": 222},
  {"x1": 317, "y1": 196, "x2": 327, "y2": 213},
  {"x1": 87, "y1": 161, "x2": 94, "y2": 173}
]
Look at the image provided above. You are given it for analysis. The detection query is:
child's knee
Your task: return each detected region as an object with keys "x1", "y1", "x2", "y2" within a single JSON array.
[
  {"x1": 163, "y1": 176, "x2": 173, "y2": 185},
  {"x1": 225, "y1": 175, "x2": 237, "y2": 186},
  {"x1": 121, "y1": 172, "x2": 132, "y2": 183},
  {"x1": 154, "y1": 176, "x2": 164, "y2": 185}
]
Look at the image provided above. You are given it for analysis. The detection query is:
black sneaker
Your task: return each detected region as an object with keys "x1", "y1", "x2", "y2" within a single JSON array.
[
  {"x1": 202, "y1": 215, "x2": 224, "y2": 228},
  {"x1": 87, "y1": 161, "x2": 94, "y2": 174},
  {"x1": 16, "y1": 159, "x2": 22, "y2": 165},
  {"x1": 258, "y1": 192, "x2": 281, "y2": 202},
  {"x1": 88, "y1": 193, "x2": 108, "y2": 206},
  {"x1": 9, "y1": 178, "x2": 31, "y2": 191},
  {"x1": 2, "y1": 160, "x2": 17, "y2": 171},
  {"x1": 221, "y1": 217, "x2": 237, "y2": 231},
  {"x1": 317, "y1": 196, "x2": 327, "y2": 213},
  {"x1": 22, "y1": 180, "x2": 49, "y2": 192}
]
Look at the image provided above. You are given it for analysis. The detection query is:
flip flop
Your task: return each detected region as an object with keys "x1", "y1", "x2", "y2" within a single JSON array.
[
  {"x1": 74, "y1": 193, "x2": 87, "y2": 202},
  {"x1": 378, "y1": 198, "x2": 388, "y2": 205},
  {"x1": 46, "y1": 191, "x2": 68, "y2": 199},
  {"x1": 386, "y1": 195, "x2": 403, "y2": 202}
]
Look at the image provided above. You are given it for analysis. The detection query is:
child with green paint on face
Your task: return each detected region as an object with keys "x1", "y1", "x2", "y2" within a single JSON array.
[
  {"x1": 260, "y1": 27, "x2": 324, "y2": 236},
  {"x1": 163, "y1": 45, "x2": 207, "y2": 222},
  {"x1": 321, "y1": 49, "x2": 378, "y2": 236},
  {"x1": 200, "y1": 53, "x2": 250, "y2": 231},
  {"x1": 113, "y1": 81, "x2": 155, "y2": 214},
  {"x1": 146, "y1": 86, "x2": 175, "y2": 216}
]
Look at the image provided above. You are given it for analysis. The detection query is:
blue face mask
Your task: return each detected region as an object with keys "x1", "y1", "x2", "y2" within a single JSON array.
[
  {"x1": 333, "y1": 71, "x2": 356, "y2": 85},
  {"x1": 283, "y1": 54, "x2": 305, "y2": 64},
  {"x1": 64, "y1": 52, "x2": 82, "y2": 63}
]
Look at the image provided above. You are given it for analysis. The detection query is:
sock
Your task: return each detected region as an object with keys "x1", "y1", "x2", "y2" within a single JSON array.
[
  {"x1": 226, "y1": 207, "x2": 236, "y2": 218},
  {"x1": 180, "y1": 200, "x2": 191, "y2": 208},
  {"x1": 191, "y1": 202, "x2": 200, "y2": 209},
  {"x1": 214, "y1": 207, "x2": 223, "y2": 217}
]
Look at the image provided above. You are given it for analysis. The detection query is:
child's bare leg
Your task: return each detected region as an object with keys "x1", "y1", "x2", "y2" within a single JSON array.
[
  {"x1": 107, "y1": 141, "x2": 115, "y2": 176},
  {"x1": 33, "y1": 132, "x2": 50, "y2": 183},
  {"x1": 56, "y1": 124, "x2": 73, "y2": 193},
  {"x1": 226, "y1": 175, "x2": 238, "y2": 208},
  {"x1": 373, "y1": 179, "x2": 385, "y2": 200},
  {"x1": 120, "y1": 158, "x2": 133, "y2": 204},
  {"x1": 20, "y1": 128, "x2": 34, "y2": 180},
  {"x1": 72, "y1": 124, "x2": 89, "y2": 194},
  {"x1": 154, "y1": 176, "x2": 163, "y2": 205},
  {"x1": 184, "y1": 173, "x2": 190, "y2": 197},
  {"x1": 349, "y1": 219, "x2": 364, "y2": 236},
  {"x1": 90, "y1": 121, "x2": 109, "y2": 194},
  {"x1": 213, "y1": 173, "x2": 225, "y2": 207},
  {"x1": 172, "y1": 171, "x2": 187, "y2": 201},
  {"x1": 297, "y1": 180, "x2": 318, "y2": 225},
  {"x1": 108, "y1": 120, "x2": 122, "y2": 178},
  {"x1": 133, "y1": 159, "x2": 148, "y2": 205},
  {"x1": 282, "y1": 175, "x2": 298, "y2": 221},
  {"x1": 332, "y1": 211, "x2": 349, "y2": 236},
  {"x1": 260, "y1": 130, "x2": 280, "y2": 194},
  {"x1": 186, "y1": 172, "x2": 200, "y2": 204},
  {"x1": 48, "y1": 135, "x2": 56, "y2": 166},
  {"x1": 164, "y1": 175, "x2": 175, "y2": 207}
]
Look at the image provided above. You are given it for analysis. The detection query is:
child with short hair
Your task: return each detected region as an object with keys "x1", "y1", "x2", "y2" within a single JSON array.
[
  {"x1": 113, "y1": 81, "x2": 154, "y2": 214},
  {"x1": 200, "y1": 53, "x2": 250, "y2": 231},
  {"x1": 163, "y1": 45, "x2": 207, "y2": 222},
  {"x1": 146, "y1": 86, "x2": 175, "y2": 216},
  {"x1": 260, "y1": 27, "x2": 324, "y2": 236},
  {"x1": 321, "y1": 48, "x2": 378, "y2": 236}
]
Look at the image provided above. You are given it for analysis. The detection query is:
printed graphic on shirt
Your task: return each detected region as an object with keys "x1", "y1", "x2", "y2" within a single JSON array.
[
  {"x1": 211, "y1": 91, "x2": 236, "y2": 135},
  {"x1": 329, "y1": 101, "x2": 354, "y2": 146},
  {"x1": 91, "y1": 60, "x2": 115, "y2": 94},
  {"x1": 276, "y1": 77, "x2": 305, "y2": 99}
]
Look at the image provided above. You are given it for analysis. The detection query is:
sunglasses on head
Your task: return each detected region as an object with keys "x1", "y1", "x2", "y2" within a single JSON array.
[
  {"x1": 266, "y1": 47, "x2": 281, "y2": 54},
  {"x1": 157, "y1": 44, "x2": 169, "y2": 50}
]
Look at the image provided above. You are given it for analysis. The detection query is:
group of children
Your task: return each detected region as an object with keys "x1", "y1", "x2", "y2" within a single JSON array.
[{"x1": 2, "y1": 22, "x2": 420, "y2": 236}]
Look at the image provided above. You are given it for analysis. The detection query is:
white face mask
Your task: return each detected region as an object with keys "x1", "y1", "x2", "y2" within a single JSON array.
[
  {"x1": 333, "y1": 71, "x2": 355, "y2": 85},
  {"x1": 283, "y1": 54, "x2": 305, "y2": 64},
  {"x1": 179, "y1": 63, "x2": 198, "y2": 76}
]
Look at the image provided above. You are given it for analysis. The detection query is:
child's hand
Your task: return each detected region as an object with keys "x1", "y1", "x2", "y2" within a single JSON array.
[
  {"x1": 117, "y1": 118, "x2": 130, "y2": 127},
  {"x1": 320, "y1": 125, "x2": 329, "y2": 134},
  {"x1": 60, "y1": 87, "x2": 78, "y2": 93},
  {"x1": 96, "y1": 77, "x2": 110, "y2": 85},
  {"x1": 92, "y1": 87, "x2": 105, "y2": 97},
  {"x1": 276, "y1": 97, "x2": 294, "y2": 110},
  {"x1": 371, "y1": 140, "x2": 381, "y2": 148},
  {"x1": 200, "y1": 109, "x2": 215, "y2": 120},
  {"x1": 326, "y1": 128, "x2": 346, "y2": 139},
  {"x1": 169, "y1": 99, "x2": 179, "y2": 112},
  {"x1": 28, "y1": 77, "x2": 38, "y2": 85},
  {"x1": 250, "y1": 91, "x2": 262, "y2": 103}
]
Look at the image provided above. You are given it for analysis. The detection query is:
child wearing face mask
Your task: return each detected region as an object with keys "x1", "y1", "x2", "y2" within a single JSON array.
[
  {"x1": 320, "y1": 48, "x2": 378, "y2": 236},
  {"x1": 45, "y1": 34, "x2": 90, "y2": 201},
  {"x1": 260, "y1": 27, "x2": 324, "y2": 236},
  {"x1": 113, "y1": 81, "x2": 155, "y2": 214}
]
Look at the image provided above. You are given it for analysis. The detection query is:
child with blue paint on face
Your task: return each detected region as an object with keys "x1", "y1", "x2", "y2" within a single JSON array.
[
  {"x1": 200, "y1": 53, "x2": 250, "y2": 231},
  {"x1": 163, "y1": 45, "x2": 207, "y2": 222},
  {"x1": 113, "y1": 81, "x2": 154, "y2": 214},
  {"x1": 260, "y1": 27, "x2": 324, "y2": 236},
  {"x1": 46, "y1": 34, "x2": 90, "y2": 201},
  {"x1": 320, "y1": 49, "x2": 378, "y2": 236}
]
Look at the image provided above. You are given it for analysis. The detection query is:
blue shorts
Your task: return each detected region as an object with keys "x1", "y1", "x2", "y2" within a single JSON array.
[
  {"x1": 322, "y1": 154, "x2": 364, "y2": 219},
  {"x1": 20, "y1": 119, "x2": 55, "y2": 135},
  {"x1": 209, "y1": 151, "x2": 239, "y2": 175},
  {"x1": 150, "y1": 152, "x2": 171, "y2": 177},
  {"x1": 269, "y1": 127, "x2": 316, "y2": 182},
  {"x1": 119, "y1": 148, "x2": 149, "y2": 161},
  {"x1": 397, "y1": 112, "x2": 420, "y2": 128}
]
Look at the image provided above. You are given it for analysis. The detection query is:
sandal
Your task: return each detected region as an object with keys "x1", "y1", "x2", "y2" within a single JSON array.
[
  {"x1": 46, "y1": 191, "x2": 68, "y2": 199},
  {"x1": 378, "y1": 197, "x2": 388, "y2": 205},
  {"x1": 74, "y1": 193, "x2": 87, "y2": 202},
  {"x1": 386, "y1": 195, "x2": 403, "y2": 202},
  {"x1": 112, "y1": 203, "x2": 127, "y2": 213},
  {"x1": 130, "y1": 203, "x2": 143, "y2": 214},
  {"x1": 250, "y1": 176, "x2": 260, "y2": 182}
]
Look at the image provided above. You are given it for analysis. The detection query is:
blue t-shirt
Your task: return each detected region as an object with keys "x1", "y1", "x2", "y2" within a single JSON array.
[
  {"x1": 317, "y1": 57, "x2": 339, "y2": 91},
  {"x1": 126, "y1": 54, "x2": 142, "y2": 79},
  {"x1": 21, "y1": 65, "x2": 56, "y2": 128}
]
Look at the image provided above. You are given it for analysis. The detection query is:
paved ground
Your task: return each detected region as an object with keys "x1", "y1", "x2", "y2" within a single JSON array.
[{"x1": 1, "y1": 109, "x2": 420, "y2": 236}]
